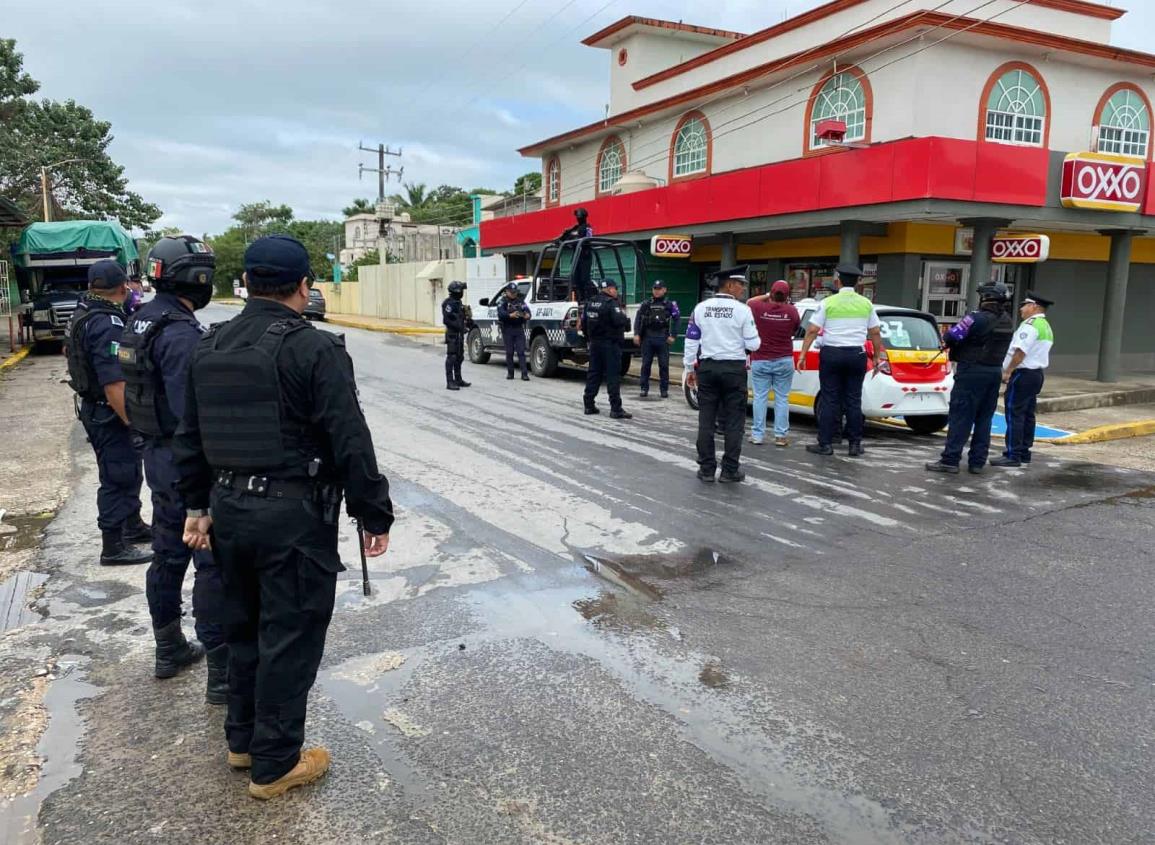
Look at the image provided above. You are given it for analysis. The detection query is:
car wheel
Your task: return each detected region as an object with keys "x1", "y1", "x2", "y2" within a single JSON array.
[
  {"x1": 905, "y1": 414, "x2": 948, "y2": 435},
  {"x1": 467, "y1": 329, "x2": 490, "y2": 364},
  {"x1": 530, "y1": 334, "x2": 558, "y2": 378}
]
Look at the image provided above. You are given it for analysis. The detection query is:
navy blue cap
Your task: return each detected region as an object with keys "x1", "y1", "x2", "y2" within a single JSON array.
[
  {"x1": 599, "y1": 277, "x2": 620, "y2": 290},
  {"x1": 652, "y1": 280, "x2": 667, "y2": 289},
  {"x1": 244, "y1": 235, "x2": 311, "y2": 284},
  {"x1": 87, "y1": 259, "x2": 128, "y2": 289}
]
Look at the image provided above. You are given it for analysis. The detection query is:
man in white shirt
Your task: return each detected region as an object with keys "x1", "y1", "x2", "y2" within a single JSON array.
[
  {"x1": 684, "y1": 267, "x2": 760, "y2": 482},
  {"x1": 796, "y1": 263, "x2": 887, "y2": 457},
  {"x1": 992, "y1": 291, "x2": 1055, "y2": 468}
]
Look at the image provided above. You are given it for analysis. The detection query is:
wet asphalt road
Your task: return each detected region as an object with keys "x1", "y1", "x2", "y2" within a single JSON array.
[{"x1": 11, "y1": 303, "x2": 1155, "y2": 844}]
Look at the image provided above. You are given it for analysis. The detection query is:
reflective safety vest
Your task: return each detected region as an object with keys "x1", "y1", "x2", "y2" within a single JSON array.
[
  {"x1": 191, "y1": 319, "x2": 321, "y2": 475},
  {"x1": 65, "y1": 296, "x2": 123, "y2": 403},
  {"x1": 117, "y1": 308, "x2": 201, "y2": 439}
]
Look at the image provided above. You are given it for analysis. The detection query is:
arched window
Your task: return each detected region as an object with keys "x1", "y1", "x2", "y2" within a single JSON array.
[
  {"x1": 354, "y1": 225, "x2": 362, "y2": 241},
  {"x1": 983, "y1": 64, "x2": 1048, "y2": 147},
  {"x1": 808, "y1": 71, "x2": 869, "y2": 150},
  {"x1": 597, "y1": 136, "x2": 626, "y2": 195},
  {"x1": 545, "y1": 156, "x2": 561, "y2": 206},
  {"x1": 671, "y1": 113, "x2": 710, "y2": 179},
  {"x1": 1096, "y1": 84, "x2": 1151, "y2": 159}
]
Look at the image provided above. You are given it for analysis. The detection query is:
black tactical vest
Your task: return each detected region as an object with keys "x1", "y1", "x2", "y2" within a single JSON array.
[
  {"x1": 644, "y1": 299, "x2": 673, "y2": 332},
  {"x1": 117, "y1": 308, "x2": 200, "y2": 439},
  {"x1": 65, "y1": 296, "x2": 123, "y2": 403},
  {"x1": 957, "y1": 307, "x2": 1014, "y2": 366},
  {"x1": 192, "y1": 319, "x2": 320, "y2": 474}
]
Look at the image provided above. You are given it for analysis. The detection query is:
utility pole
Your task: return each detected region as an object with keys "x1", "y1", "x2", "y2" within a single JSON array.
[
  {"x1": 39, "y1": 159, "x2": 84, "y2": 222},
  {"x1": 357, "y1": 142, "x2": 403, "y2": 203}
]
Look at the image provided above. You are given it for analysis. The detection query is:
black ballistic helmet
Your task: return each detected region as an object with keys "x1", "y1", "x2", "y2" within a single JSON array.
[
  {"x1": 448, "y1": 280, "x2": 466, "y2": 298},
  {"x1": 575, "y1": 207, "x2": 589, "y2": 222},
  {"x1": 977, "y1": 282, "x2": 1009, "y2": 302},
  {"x1": 147, "y1": 235, "x2": 216, "y2": 309}
]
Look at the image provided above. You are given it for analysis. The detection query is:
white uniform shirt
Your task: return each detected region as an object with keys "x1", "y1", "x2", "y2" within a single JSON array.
[
  {"x1": 683, "y1": 294, "x2": 760, "y2": 366},
  {"x1": 807, "y1": 287, "x2": 880, "y2": 347},
  {"x1": 1003, "y1": 315, "x2": 1054, "y2": 370}
]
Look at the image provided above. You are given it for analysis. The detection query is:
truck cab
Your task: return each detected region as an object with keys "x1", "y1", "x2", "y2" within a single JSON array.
[{"x1": 467, "y1": 237, "x2": 645, "y2": 377}]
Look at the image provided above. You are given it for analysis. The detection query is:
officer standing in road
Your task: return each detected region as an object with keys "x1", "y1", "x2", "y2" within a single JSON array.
[
  {"x1": 174, "y1": 235, "x2": 393, "y2": 800},
  {"x1": 684, "y1": 267, "x2": 760, "y2": 482},
  {"x1": 441, "y1": 280, "x2": 474, "y2": 390},
  {"x1": 64, "y1": 260, "x2": 152, "y2": 566},
  {"x1": 797, "y1": 263, "x2": 887, "y2": 457},
  {"x1": 497, "y1": 282, "x2": 531, "y2": 380},
  {"x1": 925, "y1": 283, "x2": 1014, "y2": 475},
  {"x1": 582, "y1": 277, "x2": 633, "y2": 419},
  {"x1": 117, "y1": 235, "x2": 227, "y2": 698},
  {"x1": 994, "y1": 291, "x2": 1055, "y2": 468},
  {"x1": 633, "y1": 280, "x2": 681, "y2": 399}
]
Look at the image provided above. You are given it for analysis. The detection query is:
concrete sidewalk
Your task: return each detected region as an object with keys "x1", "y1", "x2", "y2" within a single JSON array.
[{"x1": 1031, "y1": 372, "x2": 1155, "y2": 413}]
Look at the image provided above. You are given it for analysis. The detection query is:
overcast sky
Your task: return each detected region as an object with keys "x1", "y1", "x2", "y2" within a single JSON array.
[{"x1": 6, "y1": 0, "x2": 1151, "y2": 234}]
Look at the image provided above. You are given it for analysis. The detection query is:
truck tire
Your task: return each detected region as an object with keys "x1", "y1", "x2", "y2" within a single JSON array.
[
  {"x1": 905, "y1": 414, "x2": 948, "y2": 435},
  {"x1": 467, "y1": 329, "x2": 490, "y2": 364},
  {"x1": 530, "y1": 334, "x2": 558, "y2": 378}
]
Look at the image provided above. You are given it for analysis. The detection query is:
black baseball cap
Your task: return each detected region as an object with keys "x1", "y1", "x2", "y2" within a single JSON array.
[
  {"x1": 88, "y1": 259, "x2": 128, "y2": 289},
  {"x1": 244, "y1": 235, "x2": 311, "y2": 284}
]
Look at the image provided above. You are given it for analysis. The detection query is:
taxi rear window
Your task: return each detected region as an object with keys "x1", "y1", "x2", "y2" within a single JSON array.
[{"x1": 877, "y1": 314, "x2": 940, "y2": 350}]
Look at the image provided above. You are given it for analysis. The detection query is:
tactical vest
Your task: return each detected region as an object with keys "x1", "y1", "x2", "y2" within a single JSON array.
[
  {"x1": 957, "y1": 308, "x2": 1014, "y2": 366},
  {"x1": 117, "y1": 308, "x2": 200, "y2": 439},
  {"x1": 644, "y1": 300, "x2": 673, "y2": 332},
  {"x1": 65, "y1": 297, "x2": 123, "y2": 403},
  {"x1": 192, "y1": 319, "x2": 321, "y2": 475}
]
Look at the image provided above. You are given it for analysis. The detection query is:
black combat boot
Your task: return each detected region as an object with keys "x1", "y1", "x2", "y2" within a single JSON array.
[
  {"x1": 153, "y1": 619, "x2": 205, "y2": 679},
  {"x1": 446, "y1": 380, "x2": 460, "y2": 391},
  {"x1": 100, "y1": 530, "x2": 152, "y2": 566},
  {"x1": 453, "y1": 363, "x2": 470, "y2": 388},
  {"x1": 205, "y1": 644, "x2": 229, "y2": 705},
  {"x1": 122, "y1": 514, "x2": 153, "y2": 543}
]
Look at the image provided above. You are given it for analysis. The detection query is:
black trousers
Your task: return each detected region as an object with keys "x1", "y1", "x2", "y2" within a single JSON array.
[
  {"x1": 503, "y1": 327, "x2": 527, "y2": 376},
  {"x1": 1004, "y1": 368, "x2": 1045, "y2": 462},
  {"x1": 696, "y1": 360, "x2": 747, "y2": 474},
  {"x1": 143, "y1": 441, "x2": 224, "y2": 647},
  {"x1": 445, "y1": 332, "x2": 464, "y2": 383},
  {"x1": 210, "y1": 487, "x2": 341, "y2": 785},
  {"x1": 639, "y1": 334, "x2": 670, "y2": 395},
  {"x1": 584, "y1": 339, "x2": 622, "y2": 411},
  {"x1": 817, "y1": 347, "x2": 867, "y2": 447},
  {"x1": 939, "y1": 363, "x2": 1002, "y2": 468},
  {"x1": 79, "y1": 400, "x2": 143, "y2": 532}
]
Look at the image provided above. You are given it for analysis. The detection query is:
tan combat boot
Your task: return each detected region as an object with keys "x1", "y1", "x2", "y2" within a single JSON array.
[{"x1": 247, "y1": 747, "x2": 330, "y2": 800}]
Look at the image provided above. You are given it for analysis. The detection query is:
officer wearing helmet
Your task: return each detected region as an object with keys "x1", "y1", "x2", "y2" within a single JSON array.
[
  {"x1": 441, "y1": 280, "x2": 475, "y2": 390},
  {"x1": 926, "y1": 281, "x2": 1014, "y2": 474},
  {"x1": 557, "y1": 208, "x2": 595, "y2": 302},
  {"x1": 174, "y1": 235, "x2": 393, "y2": 800},
  {"x1": 581, "y1": 277, "x2": 632, "y2": 419},
  {"x1": 64, "y1": 259, "x2": 152, "y2": 566},
  {"x1": 117, "y1": 235, "x2": 226, "y2": 697}
]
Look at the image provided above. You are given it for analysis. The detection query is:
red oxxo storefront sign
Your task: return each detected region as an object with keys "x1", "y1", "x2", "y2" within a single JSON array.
[
  {"x1": 1060, "y1": 152, "x2": 1147, "y2": 212},
  {"x1": 650, "y1": 234, "x2": 693, "y2": 257},
  {"x1": 991, "y1": 233, "x2": 1050, "y2": 263}
]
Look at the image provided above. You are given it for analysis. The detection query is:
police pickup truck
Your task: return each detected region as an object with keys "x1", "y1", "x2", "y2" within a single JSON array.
[{"x1": 467, "y1": 238, "x2": 644, "y2": 378}]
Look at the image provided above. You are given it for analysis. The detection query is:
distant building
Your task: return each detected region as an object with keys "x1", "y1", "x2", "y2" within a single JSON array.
[
  {"x1": 456, "y1": 192, "x2": 543, "y2": 257},
  {"x1": 340, "y1": 211, "x2": 464, "y2": 266}
]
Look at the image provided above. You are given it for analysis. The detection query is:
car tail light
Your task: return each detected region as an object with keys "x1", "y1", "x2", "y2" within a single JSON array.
[
  {"x1": 563, "y1": 306, "x2": 579, "y2": 329},
  {"x1": 876, "y1": 360, "x2": 892, "y2": 376}
]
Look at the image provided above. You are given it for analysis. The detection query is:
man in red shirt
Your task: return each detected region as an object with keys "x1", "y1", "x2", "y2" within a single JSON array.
[{"x1": 748, "y1": 281, "x2": 801, "y2": 446}]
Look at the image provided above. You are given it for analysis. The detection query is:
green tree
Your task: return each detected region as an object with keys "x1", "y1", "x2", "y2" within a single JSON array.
[
  {"x1": 232, "y1": 201, "x2": 294, "y2": 240},
  {"x1": 285, "y1": 219, "x2": 343, "y2": 283},
  {"x1": 206, "y1": 226, "x2": 247, "y2": 297},
  {"x1": 342, "y1": 198, "x2": 375, "y2": 217},
  {"x1": 513, "y1": 172, "x2": 542, "y2": 197},
  {"x1": 0, "y1": 39, "x2": 160, "y2": 229},
  {"x1": 347, "y1": 249, "x2": 380, "y2": 281},
  {"x1": 389, "y1": 182, "x2": 429, "y2": 213}
]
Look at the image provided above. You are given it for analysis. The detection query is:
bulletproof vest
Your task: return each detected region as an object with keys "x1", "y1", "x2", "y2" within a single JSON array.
[
  {"x1": 956, "y1": 307, "x2": 1014, "y2": 366},
  {"x1": 117, "y1": 307, "x2": 200, "y2": 439},
  {"x1": 583, "y1": 294, "x2": 620, "y2": 341},
  {"x1": 65, "y1": 296, "x2": 122, "y2": 403},
  {"x1": 192, "y1": 319, "x2": 320, "y2": 474},
  {"x1": 645, "y1": 299, "x2": 673, "y2": 331}
]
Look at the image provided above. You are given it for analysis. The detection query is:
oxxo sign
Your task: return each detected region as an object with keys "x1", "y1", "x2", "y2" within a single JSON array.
[
  {"x1": 991, "y1": 233, "x2": 1050, "y2": 264},
  {"x1": 1060, "y1": 152, "x2": 1148, "y2": 213},
  {"x1": 650, "y1": 233, "x2": 693, "y2": 258}
]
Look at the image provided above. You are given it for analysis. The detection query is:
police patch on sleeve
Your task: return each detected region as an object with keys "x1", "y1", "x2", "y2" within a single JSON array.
[
  {"x1": 685, "y1": 321, "x2": 701, "y2": 340},
  {"x1": 110, "y1": 315, "x2": 124, "y2": 327},
  {"x1": 1020, "y1": 331, "x2": 1029, "y2": 340}
]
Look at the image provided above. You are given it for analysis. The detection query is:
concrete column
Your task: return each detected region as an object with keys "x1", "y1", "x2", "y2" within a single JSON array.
[
  {"x1": 720, "y1": 233, "x2": 737, "y2": 269},
  {"x1": 1096, "y1": 229, "x2": 1139, "y2": 383},
  {"x1": 839, "y1": 220, "x2": 861, "y2": 267},
  {"x1": 960, "y1": 218, "x2": 1011, "y2": 310}
]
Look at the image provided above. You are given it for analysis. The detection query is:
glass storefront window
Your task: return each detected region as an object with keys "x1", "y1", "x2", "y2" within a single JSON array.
[{"x1": 784, "y1": 260, "x2": 877, "y2": 301}]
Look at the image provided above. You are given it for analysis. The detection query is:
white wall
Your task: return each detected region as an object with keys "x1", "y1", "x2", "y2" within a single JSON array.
[{"x1": 609, "y1": 32, "x2": 734, "y2": 116}]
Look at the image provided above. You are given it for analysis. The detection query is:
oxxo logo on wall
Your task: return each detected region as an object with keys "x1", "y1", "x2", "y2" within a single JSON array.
[
  {"x1": 1060, "y1": 152, "x2": 1148, "y2": 212},
  {"x1": 650, "y1": 234, "x2": 693, "y2": 258},
  {"x1": 991, "y1": 234, "x2": 1050, "y2": 264}
]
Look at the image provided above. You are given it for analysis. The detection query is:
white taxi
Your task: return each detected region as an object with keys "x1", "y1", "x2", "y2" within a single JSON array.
[{"x1": 683, "y1": 298, "x2": 953, "y2": 434}]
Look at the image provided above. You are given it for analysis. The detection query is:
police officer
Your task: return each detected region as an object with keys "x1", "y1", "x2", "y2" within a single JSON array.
[
  {"x1": 633, "y1": 280, "x2": 681, "y2": 399},
  {"x1": 797, "y1": 263, "x2": 887, "y2": 457},
  {"x1": 557, "y1": 208, "x2": 595, "y2": 301},
  {"x1": 925, "y1": 282, "x2": 1014, "y2": 474},
  {"x1": 65, "y1": 260, "x2": 152, "y2": 566},
  {"x1": 118, "y1": 235, "x2": 227, "y2": 697},
  {"x1": 582, "y1": 277, "x2": 632, "y2": 419},
  {"x1": 174, "y1": 235, "x2": 393, "y2": 800},
  {"x1": 557, "y1": 207, "x2": 593, "y2": 243},
  {"x1": 993, "y1": 291, "x2": 1055, "y2": 468},
  {"x1": 497, "y1": 282, "x2": 531, "y2": 380},
  {"x1": 442, "y1": 280, "x2": 474, "y2": 390},
  {"x1": 684, "y1": 268, "x2": 760, "y2": 482}
]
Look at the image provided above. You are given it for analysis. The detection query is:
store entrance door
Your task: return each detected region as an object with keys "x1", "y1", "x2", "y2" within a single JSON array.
[{"x1": 921, "y1": 261, "x2": 970, "y2": 325}]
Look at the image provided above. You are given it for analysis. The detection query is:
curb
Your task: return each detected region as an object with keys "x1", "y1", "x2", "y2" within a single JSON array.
[
  {"x1": 0, "y1": 345, "x2": 31, "y2": 373},
  {"x1": 1048, "y1": 419, "x2": 1155, "y2": 445},
  {"x1": 1035, "y1": 387, "x2": 1155, "y2": 414},
  {"x1": 325, "y1": 316, "x2": 443, "y2": 336}
]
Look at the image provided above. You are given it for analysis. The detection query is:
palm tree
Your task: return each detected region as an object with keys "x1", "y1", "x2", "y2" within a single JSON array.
[
  {"x1": 389, "y1": 182, "x2": 429, "y2": 212},
  {"x1": 342, "y1": 198, "x2": 374, "y2": 217}
]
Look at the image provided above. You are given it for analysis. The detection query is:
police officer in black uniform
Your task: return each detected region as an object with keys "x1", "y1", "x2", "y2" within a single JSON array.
[
  {"x1": 581, "y1": 277, "x2": 632, "y2": 419},
  {"x1": 633, "y1": 280, "x2": 681, "y2": 399},
  {"x1": 441, "y1": 280, "x2": 474, "y2": 390},
  {"x1": 118, "y1": 235, "x2": 226, "y2": 698},
  {"x1": 65, "y1": 259, "x2": 152, "y2": 566},
  {"x1": 925, "y1": 282, "x2": 1014, "y2": 474},
  {"x1": 174, "y1": 235, "x2": 393, "y2": 800},
  {"x1": 557, "y1": 208, "x2": 595, "y2": 301},
  {"x1": 497, "y1": 282, "x2": 531, "y2": 380}
]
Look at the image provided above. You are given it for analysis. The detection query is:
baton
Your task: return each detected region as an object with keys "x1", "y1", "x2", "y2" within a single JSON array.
[{"x1": 355, "y1": 520, "x2": 371, "y2": 596}]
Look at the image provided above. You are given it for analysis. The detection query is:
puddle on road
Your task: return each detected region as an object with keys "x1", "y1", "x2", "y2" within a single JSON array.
[
  {"x1": 0, "y1": 571, "x2": 48, "y2": 633},
  {"x1": 1112, "y1": 485, "x2": 1155, "y2": 504},
  {"x1": 0, "y1": 513, "x2": 55, "y2": 554},
  {"x1": 698, "y1": 661, "x2": 731, "y2": 689}
]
